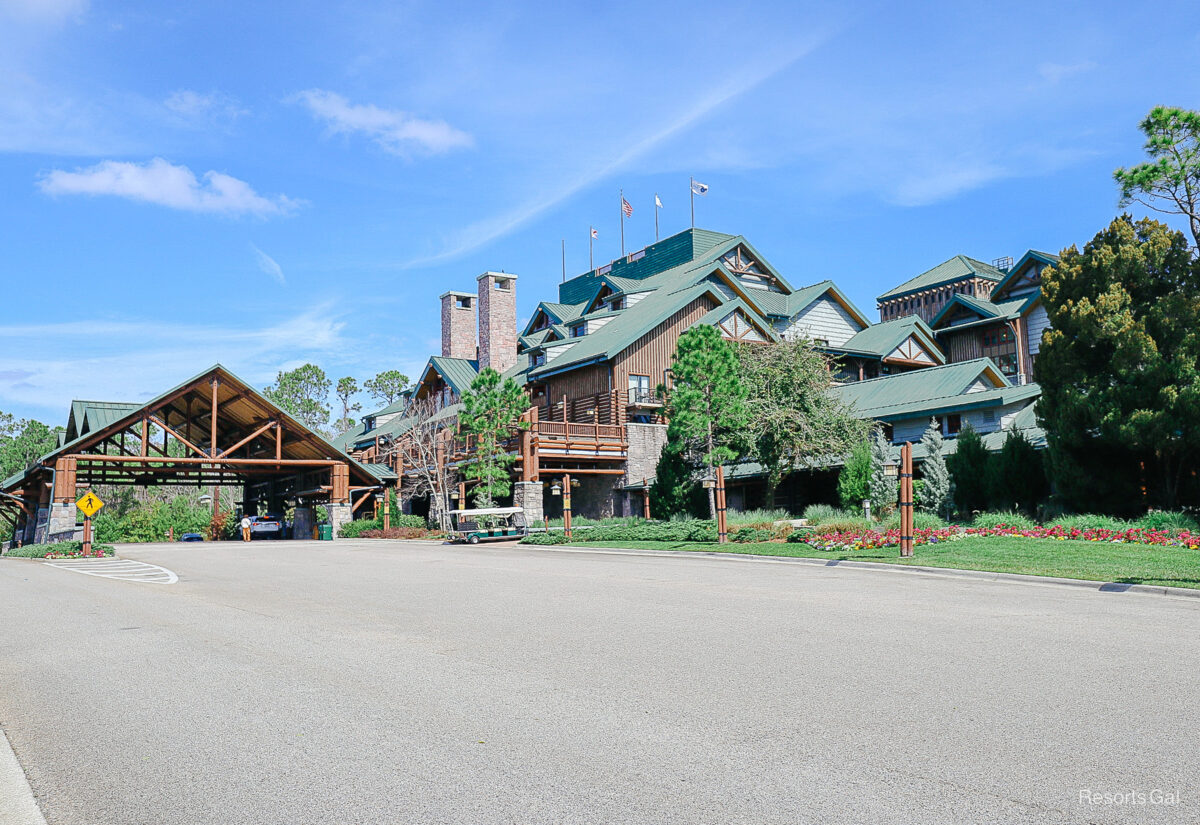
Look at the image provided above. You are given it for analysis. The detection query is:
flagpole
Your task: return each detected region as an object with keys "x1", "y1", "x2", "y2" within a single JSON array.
[
  {"x1": 561, "y1": 239, "x2": 566, "y2": 283},
  {"x1": 654, "y1": 193, "x2": 659, "y2": 241},
  {"x1": 692, "y1": 177, "x2": 698, "y2": 228},
  {"x1": 619, "y1": 189, "x2": 625, "y2": 256},
  {"x1": 589, "y1": 227, "x2": 594, "y2": 271}
]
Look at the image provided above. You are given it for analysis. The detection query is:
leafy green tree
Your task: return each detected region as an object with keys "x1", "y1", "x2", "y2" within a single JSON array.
[
  {"x1": 664, "y1": 325, "x2": 750, "y2": 518},
  {"x1": 990, "y1": 426, "x2": 1047, "y2": 515},
  {"x1": 335, "y1": 376, "x2": 362, "y2": 434},
  {"x1": 459, "y1": 368, "x2": 528, "y2": 508},
  {"x1": 837, "y1": 440, "x2": 872, "y2": 512},
  {"x1": 264, "y1": 364, "x2": 332, "y2": 435},
  {"x1": 947, "y1": 422, "x2": 991, "y2": 516},
  {"x1": 917, "y1": 419, "x2": 950, "y2": 515},
  {"x1": 364, "y1": 370, "x2": 410, "y2": 406},
  {"x1": 738, "y1": 338, "x2": 867, "y2": 504},
  {"x1": 1114, "y1": 106, "x2": 1200, "y2": 249},
  {"x1": 868, "y1": 427, "x2": 897, "y2": 514},
  {"x1": 1036, "y1": 216, "x2": 1200, "y2": 509},
  {"x1": 1, "y1": 416, "x2": 63, "y2": 480}
]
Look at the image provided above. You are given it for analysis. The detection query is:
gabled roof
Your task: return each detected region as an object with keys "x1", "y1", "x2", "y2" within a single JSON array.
[
  {"x1": 929, "y1": 292, "x2": 1037, "y2": 331},
  {"x1": 835, "y1": 315, "x2": 944, "y2": 363},
  {"x1": 521, "y1": 301, "x2": 587, "y2": 337},
  {"x1": 830, "y1": 358, "x2": 1030, "y2": 421},
  {"x1": 419, "y1": 356, "x2": 479, "y2": 398},
  {"x1": 878, "y1": 255, "x2": 1006, "y2": 302},
  {"x1": 66, "y1": 401, "x2": 143, "y2": 442},
  {"x1": 990, "y1": 249, "x2": 1061, "y2": 301},
  {"x1": 696, "y1": 298, "x2": 780, "y2": 343}
]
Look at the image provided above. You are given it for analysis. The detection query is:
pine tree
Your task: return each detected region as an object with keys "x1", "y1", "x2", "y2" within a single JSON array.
[
  {"x1": 664, "y1": 325, "x2": 750, "y2": 518},
  {"x1": 947, "y1": 422, "x2": 991, "y2": 516},
  {"x1": 991, "y1": 426, "x2": 1048, "y2": 515},
  {"x1": 459, "y1": 368, "x2": 528, "y2": 508},
  {"x1": 918, "y1": 418, "x2": 950, "y2": 515},
  {"x1": 837, "y1": 440, "x2": 872, "y2": 512},
  {"x1": 868, "y1": 427, "x2": 897, "y2": 514}
]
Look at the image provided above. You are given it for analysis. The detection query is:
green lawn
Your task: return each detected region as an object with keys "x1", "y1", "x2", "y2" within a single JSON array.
[{"x1": 552, "y1": 536, "x2": 1200, "y2": 590}]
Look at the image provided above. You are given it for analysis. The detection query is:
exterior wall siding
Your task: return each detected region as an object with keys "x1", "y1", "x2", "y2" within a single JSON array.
[
  {"x1": 613, "y1": 295, "x2": 715, "y2": 395},
  {"x1": 781, "y1": 296, "x2": 861, "y2": 345},
  {"x1": 1026, "y1": 304, "x2": 1050, "y2": 356}
]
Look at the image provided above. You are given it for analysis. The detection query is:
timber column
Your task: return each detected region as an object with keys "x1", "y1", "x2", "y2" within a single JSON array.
[
  {"x1": 48, "y1": 457, "x2": 78, "y2": 541},
  {"x1": 327, "y1": 463, "x2": 353, "y2": 538}
]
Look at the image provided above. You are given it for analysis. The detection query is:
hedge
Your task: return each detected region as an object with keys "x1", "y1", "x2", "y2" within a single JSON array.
[
  {"x1": 4, "y1": 540, "x2": 115, "y2": 559},
  {"x1": 339, "y1": 514, "x2": 427, "y2": 538},
  {"x1": 522, "y1": 521, "x2": 718, "y2": 545}
]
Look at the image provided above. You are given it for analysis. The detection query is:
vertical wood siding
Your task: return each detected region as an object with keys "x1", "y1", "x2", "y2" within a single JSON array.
[{"x1": 613, "y1": 296, "x2": 715, "y2": 393}]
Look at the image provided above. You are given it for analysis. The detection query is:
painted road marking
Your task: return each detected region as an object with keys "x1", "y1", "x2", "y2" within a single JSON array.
[{"x1": 44, "y1": 558, "x2": 178, "y2": 584}]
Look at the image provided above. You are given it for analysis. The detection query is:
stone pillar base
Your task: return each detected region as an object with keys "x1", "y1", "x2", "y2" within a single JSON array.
[
  {"x1": 512, "y1": 481, "x2": 543, "y2": 527},
  {"x1": 327, "y1": 504, "x2": 353, "y2": 538},
  {"x1": 48, "y1": 502, "x2": 77, "y2": 544}
]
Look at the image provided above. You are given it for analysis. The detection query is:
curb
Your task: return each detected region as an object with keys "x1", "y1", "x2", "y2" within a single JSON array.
[
  {"x1": 0, "y1": 725, "x2": 47, "y2": 825},
  {"x1": 530, "y1": 544, "x2": 1200, "y2": 601}
]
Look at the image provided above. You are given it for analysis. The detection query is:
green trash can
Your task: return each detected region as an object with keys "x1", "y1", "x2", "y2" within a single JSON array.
[{"x1": 318, "y1": 525, "x2": 333, "y2": 541}]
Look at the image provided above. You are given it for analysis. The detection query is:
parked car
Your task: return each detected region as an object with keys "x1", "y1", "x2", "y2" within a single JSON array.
[
  {"x1": 180, "y1": 532, "x2": 204, "y2": 542},
  {"x1": 248, "y1": 515, "x2": 285, "y2": 539}
]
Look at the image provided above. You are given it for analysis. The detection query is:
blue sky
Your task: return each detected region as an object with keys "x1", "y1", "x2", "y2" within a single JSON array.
[{"x1": 2, "y1": 0, "x2": 1198, "y2": 424}]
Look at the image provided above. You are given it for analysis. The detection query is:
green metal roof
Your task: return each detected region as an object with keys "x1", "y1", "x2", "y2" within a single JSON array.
[
  {"x1": 878, "y1": 255, "x2": 1006, "y2": 301},
  {"x1": 426, "y1": 356, "x2": 479, "y2": 397},
  {"x1": 990, "y1": 249, "x2": 1060, "y2": 300},
  {"x1": 66, "y1": 401, "x2": 143, "y2": 441},
  {"x1": 836, "y1": 315, "x2": 943, "y2": 362},
  {"x1": 830, "y1": 358, "x2": 1022, "y2": 421},
  {"x1": 930, "y1": 293, "x2": 1035, "y2": 331}
]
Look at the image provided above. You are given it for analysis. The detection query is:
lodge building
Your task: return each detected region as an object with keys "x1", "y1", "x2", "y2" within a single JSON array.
[{"x1": 337, "y1": 228, "x2": 1056, "y2": 519}]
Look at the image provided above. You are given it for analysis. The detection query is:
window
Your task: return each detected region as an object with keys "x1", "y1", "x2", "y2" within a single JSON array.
[
  {"x1": 628, "y1": 374, "x2": 652, "y2": 404},
  {"x1": 610, "y1": 297, "x2": 625, "y2": 311},
  {"x1": 570, "y1": 324, "x2": 586, "y2": 338},
  {"x1": 940, "y1": 414, "x2": 962, "y2": 436},
  {"x1": 530, "y1": 352, "x2": 546, "y2": 368},
  {"x1": 997, "y1": 353, "x2": 1018, "y2": 375},
  {"x1": 882, "y1": 423, "x2": 894, "y2": 442}
]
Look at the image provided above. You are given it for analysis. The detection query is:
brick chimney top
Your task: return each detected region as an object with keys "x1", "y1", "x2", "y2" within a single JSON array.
[{"x1": 477, "y1": 272, "x2": 518, "y2": 373}]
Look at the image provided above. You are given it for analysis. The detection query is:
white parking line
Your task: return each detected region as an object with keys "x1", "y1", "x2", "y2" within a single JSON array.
[{"x1": 44, "y1": 558, "x2": 178, "y2": 584}]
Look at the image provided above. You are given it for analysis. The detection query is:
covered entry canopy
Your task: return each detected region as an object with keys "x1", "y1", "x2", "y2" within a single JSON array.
[{"x1": 1, "y1": 365, "x2": 390, "y2": 543}]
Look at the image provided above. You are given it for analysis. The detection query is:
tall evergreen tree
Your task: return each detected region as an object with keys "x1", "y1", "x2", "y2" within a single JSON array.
[
  {"x1": 648, "y1": 440, "x2": 707, "y2": 520},
  {"x1": 917, "y1": 419, "x2": 951, "y2": 515},
  {"x1": 1114, "y1": 106, "x2": 1200, "y2": 249},
  {"x1": 947, "y1": 422, "x2": 991, "y2": 516},
  {"x1": 1036, "y1": 216, "x2": 1200, "y2": 509},
  {"x1": 458, "y1": 368, "x2": 528, "y2": 508},
  {"x1": 335, "y1": 376, "x2": 362, "y2": 434},
  {"x1": 991, "y1": 426, "x2": 1048, "y2": 515},
  {"x1": 868, "y1": 427, "x2": 897, "y2": 514},
  {"x1": 364, "y1": 370, "x2": 410, "y2": 406},
  {"x1": 264, "y1": 364, "x2": 332, "y2": 435},
  {"x1": 664, "y1": 325, "x2": 750, "y2": 518},
  {"x1": 837, "y1": 440, "x2": 872, "y2": 512}
]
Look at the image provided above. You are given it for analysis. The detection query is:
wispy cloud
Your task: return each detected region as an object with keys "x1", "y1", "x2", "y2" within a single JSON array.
[
  {"x1": 0, "y1": 0, "x2": 88, "y2": 23},
  {"x1": 293, "y1": 89, "x2": 473, "y2": 156},
  {"x1": 0, "y1": 308, "x2": 348, "y2": 419},
  {"x1": 38, "y1": 157, "x2": 302, "y2": 216},
  {"x1": 164, "y1": 89, "x2": 247, "y2": 125},
  {"x1": 402, "y1": 34, "x2": 832, "y2": 267},
  {"x1": 1037, "y1": 61, "x2": 1097, "y2": 84},
  {"x1": 251, "y1": 243, "x2": 285, "y2": 284}
]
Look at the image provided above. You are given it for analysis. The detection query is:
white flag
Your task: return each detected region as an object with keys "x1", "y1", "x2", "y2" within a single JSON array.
[
  {"x1": 690, "y1": 180, "x2": 709, "y2": 196},
  {"x1": 654, "y1": 194, "x2": 663, "y2": 208},
  {"x1": 590, "y1": 227, "x2": 598, "y2": 239}
]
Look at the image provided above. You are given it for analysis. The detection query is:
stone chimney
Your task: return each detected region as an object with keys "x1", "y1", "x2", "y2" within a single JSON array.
[
  {"x1": 439, "y1": 291, "x2": 477, "y2": 360},
  {"x1": 477, "y1": 271, "x2": 518, "y2": 373}
]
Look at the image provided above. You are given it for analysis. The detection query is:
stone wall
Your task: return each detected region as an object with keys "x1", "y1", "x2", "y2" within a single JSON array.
[
  {"x1": 477, "y1": 272, "x2": 518, "y2": 373},
  {"x1": 623, "y1": 423, "x2": 669, "y2": 487},
  {"x1": 512, "y1": 481, "x2": 543, "y2": 527},
  {"x1": 440, "y1": 291, "x2": 477, "y2": 360},
  {"x1": 572, "y1": 475, "x2": 616, "y2": 519}
]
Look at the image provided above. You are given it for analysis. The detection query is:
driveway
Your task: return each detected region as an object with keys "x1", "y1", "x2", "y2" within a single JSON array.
[{"x1": 1, "y1": 539, "x2": 1197, "y2": 824}]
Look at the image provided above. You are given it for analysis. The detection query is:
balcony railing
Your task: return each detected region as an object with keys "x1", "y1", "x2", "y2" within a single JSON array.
[{"x1": 627, "y1": 388, "x2": 663, "y2": 407}]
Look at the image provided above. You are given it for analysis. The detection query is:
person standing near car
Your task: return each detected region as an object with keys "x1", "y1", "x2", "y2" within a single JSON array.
[{"x1": 241, "y1": 514, "x2": 252, "y2": 542}]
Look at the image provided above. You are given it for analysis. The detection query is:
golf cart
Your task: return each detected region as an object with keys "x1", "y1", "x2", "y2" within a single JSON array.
[{"x1": 449, "y1": 506, "x2": 528, "y2": 544}]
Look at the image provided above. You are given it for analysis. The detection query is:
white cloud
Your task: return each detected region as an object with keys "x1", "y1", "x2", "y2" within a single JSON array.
[
  {"x1": 38, "y1": 158, "x2": 302, "y2": 216},
  {"x1": 251, "y1": 244, "x2": 285, "y2": 285},
  {"x1": 293, "y1": 89, "x2": 473, "y2": 156},
  {"x1": 164, "y1": 90, "x2": 247, "y2": 124}
]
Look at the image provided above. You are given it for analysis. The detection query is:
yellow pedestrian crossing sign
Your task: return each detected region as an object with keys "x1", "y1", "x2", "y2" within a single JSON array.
[{"x1": 76, "y1": 492, "x2": 105, "y2": 518}]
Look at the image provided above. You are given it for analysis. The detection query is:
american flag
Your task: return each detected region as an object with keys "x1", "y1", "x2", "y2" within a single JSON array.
[{"x1": 621, "y1": 196, "x2": 633, "y2": 217}]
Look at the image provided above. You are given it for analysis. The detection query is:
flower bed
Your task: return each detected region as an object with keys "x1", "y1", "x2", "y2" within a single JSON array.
[
  {"x1": 791, "y1": 523, "x2": 1200, "y2": 552},
  {"x1": 3, "y1": 540, "x2": 115, "y2": 559}
]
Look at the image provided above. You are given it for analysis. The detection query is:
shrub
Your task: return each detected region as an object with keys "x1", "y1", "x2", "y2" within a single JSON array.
[
  {"x1": 1135, "y1": 510, "x2": 1199, "y2": 532},
  {"x1": 338, "y1": 518, "x2": 381, "y2": 538},
  {"x1": 882, "y1": 511, "x2": 949, "y2": 531},
  {"x1": 814, "y1": 517, "x2": 875, "y2": 534},
  {"x1": 972, "y1": 511, "x2": 1036, "y2": 530},
  {"x1": 361, "y1": 527, "x2": 435, "y2": 539},
  {"x1": 803, "y1": 504, "x2": 854, "y2": 525},
  {"x1": 521, "y1": 520, "x2": 718, "y2": 544},
  {"x1": 1052, "y1": 514, "x2": 1132, "y2": 531},
  {"x1": 727, "y1": 508, "x2": 795, "y2": 526},
  {"x1": 729, "y1": 526, "x2": 774, "y2": 543},
  {"x1": 837, "y1": 441, "x2": 872, "y2": 511},
  {"x1": 4, "y1": 540, "x2": 114, "y2": 558}
]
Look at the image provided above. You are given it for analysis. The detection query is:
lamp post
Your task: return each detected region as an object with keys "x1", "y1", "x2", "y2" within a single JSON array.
[
  {"x1": 381, "y1": 490, "x2": 390, "y2": 531},
  {"x1": 562, "y1": 473, "x2": 572, "y2": 539},
  {"x1": 702, "y1": 473, "x2": 727, "y2": 543}
]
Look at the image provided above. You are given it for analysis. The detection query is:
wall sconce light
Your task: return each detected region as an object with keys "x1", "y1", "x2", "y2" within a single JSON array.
[{"x1": 550, "y1": 483, "x2": 562, "y2": 496}]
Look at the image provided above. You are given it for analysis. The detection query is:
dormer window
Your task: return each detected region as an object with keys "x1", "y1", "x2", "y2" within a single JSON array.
[
  {"x1": 530, "y1": 351, "x2": 546, "y2": 368},
  {"x1": 610, "y1": 296, "x2": 624, "y2": 311},
  {"x1": 570, "y1": 323, "x2": 586, "y2": 338}
]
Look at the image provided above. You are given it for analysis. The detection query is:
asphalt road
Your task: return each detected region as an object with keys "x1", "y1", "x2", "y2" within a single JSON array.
[{"x1": 1, "y1": 539, "x2": 1198, "y2": 824}]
